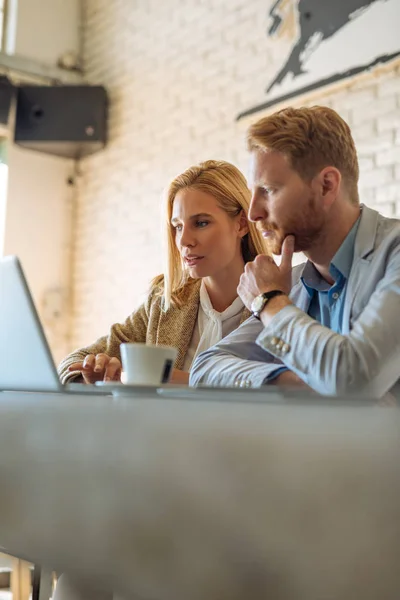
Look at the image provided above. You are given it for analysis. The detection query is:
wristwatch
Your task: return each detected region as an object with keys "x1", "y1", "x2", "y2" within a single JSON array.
[{"x1": 251, "y1": 289, "x2": 286, "y2": 320}]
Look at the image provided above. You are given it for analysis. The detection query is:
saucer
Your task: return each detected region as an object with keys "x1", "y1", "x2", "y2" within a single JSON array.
[{"x1": 95, "y1": 381, "x2": 160, "y2": 397}]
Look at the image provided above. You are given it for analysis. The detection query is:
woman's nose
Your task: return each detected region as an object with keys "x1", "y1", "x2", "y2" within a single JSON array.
[{"x1": 180, "y1": 227, "x2": 196, "y2": 248}]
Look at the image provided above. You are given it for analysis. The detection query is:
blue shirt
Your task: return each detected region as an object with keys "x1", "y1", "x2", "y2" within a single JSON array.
[
  {"x1": 301, "y1": 215, "x2": 361, "y2": 333},
  {"x1": 267, "y1": 215, "x2": 361, "y2": 381}
]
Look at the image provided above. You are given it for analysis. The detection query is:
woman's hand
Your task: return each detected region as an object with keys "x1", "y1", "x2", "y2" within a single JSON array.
[
  {"x1": 68, "y1": 353, "x2": 122, "y2": 384},
  {"x1": 169, "y1": 369, "x2": 190, "y2": 385}
]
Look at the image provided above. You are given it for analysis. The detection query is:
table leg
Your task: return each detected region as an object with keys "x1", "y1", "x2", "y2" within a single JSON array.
[
  {"x1": 32, "y1": 566, "x2": 54, "y2": 600},
  {"x1": 10, "y1": 558, "x2": 31, "y2": 600}
]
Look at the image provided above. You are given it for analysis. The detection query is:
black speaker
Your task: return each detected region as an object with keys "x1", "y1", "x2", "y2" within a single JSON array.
[
  {"x1": 15, "y1": 85, "x2": 108, "y2": 159},
  {"x1": 0, "y1": 76, "x2": 15, "y2": 125}
]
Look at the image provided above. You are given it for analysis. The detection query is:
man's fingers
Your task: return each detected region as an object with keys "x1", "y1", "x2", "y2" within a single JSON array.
[
  {"x1": 237, "y1": 272, "x2": 251, "y2": 308},
  {"x1": 281, "y1": 235, "x2": 294, "y2": 272},
  {"x1": 254, "y1": 254, "x2": 274, "y2": 265}
]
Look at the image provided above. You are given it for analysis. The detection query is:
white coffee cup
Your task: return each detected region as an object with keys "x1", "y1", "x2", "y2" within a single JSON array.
[{"x1": 120, "y1": 343, "x2": 178, "y2": 386}]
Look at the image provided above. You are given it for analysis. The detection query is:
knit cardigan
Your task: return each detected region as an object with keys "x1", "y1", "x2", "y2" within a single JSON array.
[{"x1": 58, "y1": 280, "x2": 251, "y2": 384}]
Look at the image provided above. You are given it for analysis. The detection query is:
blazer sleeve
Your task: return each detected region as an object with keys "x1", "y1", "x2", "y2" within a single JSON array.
[
  {"x1": 189, "y1": 316, "x2": 286, "y2": 389},
  {"x1": 58, "y1": 295, "x2": 153, "y2": 384}
]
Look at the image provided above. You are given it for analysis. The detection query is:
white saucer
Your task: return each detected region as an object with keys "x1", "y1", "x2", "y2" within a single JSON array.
[{"x1": 95, "y1": 381, "x2": 160, "y2": 397}]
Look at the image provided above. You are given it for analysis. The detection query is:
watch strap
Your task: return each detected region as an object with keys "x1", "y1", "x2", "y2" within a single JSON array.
[{"x1": 253, "y1": 289, "x2": 285, "y2": 320}]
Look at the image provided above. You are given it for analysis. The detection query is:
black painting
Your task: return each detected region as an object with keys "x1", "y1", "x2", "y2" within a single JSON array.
[{"x1": 238, "y1": 0, "x2": 400, "y2": 120}]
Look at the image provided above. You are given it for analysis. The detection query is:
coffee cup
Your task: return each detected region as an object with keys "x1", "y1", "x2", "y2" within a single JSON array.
[{"x1": 120, "y1": 343, "x2": 177, "y2": 386}]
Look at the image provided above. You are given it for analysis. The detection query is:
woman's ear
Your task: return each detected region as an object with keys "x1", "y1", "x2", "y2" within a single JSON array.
[{"x1": 238, "y1": 210, "x2": 249, "y2": 237}]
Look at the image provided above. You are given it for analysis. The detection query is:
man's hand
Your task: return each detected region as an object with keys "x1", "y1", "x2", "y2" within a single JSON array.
[
  {"x1": 238, "y1": 236, "x2": 295, "y2": 310},
  {"x1": 68, "y1": 353, "x2": 122, "y2": 384}
]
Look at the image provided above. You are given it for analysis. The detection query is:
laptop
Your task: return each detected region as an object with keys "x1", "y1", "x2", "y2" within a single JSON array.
[{"x1": 0, "y1": 255, "x2": 110, "y2": 394}]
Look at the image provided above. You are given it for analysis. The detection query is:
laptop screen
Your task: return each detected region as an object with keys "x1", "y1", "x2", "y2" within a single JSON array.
[{"x1": 0, "y1": 255, "x2": 62, "y2": 392}]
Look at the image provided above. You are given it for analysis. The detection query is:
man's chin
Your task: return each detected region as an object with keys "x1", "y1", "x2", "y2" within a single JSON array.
[{"x1": 265, "y1": 237, "x2": 284, "y2": 256}]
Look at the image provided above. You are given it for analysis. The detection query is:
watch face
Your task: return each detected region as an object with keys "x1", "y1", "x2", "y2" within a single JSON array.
[{"x1": 251, "y1": 294, "x2": 265, "y2": 313}]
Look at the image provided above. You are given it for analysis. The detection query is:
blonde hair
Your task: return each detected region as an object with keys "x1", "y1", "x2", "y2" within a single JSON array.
[
  {"x1": 247, "y1": 106, "x2": 359, "y2": 204},
  {"x1": 153, "y1": 159, "x2": 266, "y2": 309}
]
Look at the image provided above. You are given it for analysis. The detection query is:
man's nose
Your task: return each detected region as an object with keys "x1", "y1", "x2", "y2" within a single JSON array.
[{"x1": 248, "y1": 192, "x2": 268, "y2": 222}]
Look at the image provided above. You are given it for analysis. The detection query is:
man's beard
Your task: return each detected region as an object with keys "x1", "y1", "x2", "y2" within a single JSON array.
[{"x1": 259, "y1": 193, "x2": 325, "y2": 255}]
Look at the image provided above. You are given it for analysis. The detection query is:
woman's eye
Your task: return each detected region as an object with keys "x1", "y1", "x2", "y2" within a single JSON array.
[
  {"x1": 174, "y1": 224, "x2": 183, "y2": 232},
  {"x1": 196, "y1": 220, "x2": 209, "y2": 228},
  {"x1": 263, "y1": 187, "x2": 274, "y2": 195}
]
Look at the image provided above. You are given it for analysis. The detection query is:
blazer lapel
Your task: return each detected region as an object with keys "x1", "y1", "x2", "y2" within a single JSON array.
[
  {"x1": 287, "y1": 261, "x2": 311, "y2": 313},
  {"x1": 342, "y1": 205, "x2": 379, "y2": 333},
  {"x1": 290, "y1": 278, "x2": 312, "y2": 313}
]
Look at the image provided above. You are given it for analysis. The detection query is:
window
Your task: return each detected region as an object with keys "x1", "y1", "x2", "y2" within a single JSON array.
[
  {"x1": 0, "y1": 0, "x2": 7, "y2": 51},
  {"x1": 0, "y1": 138, "x2": 8, "y2": 256}
]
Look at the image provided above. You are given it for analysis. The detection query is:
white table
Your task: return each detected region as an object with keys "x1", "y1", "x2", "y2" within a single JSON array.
[{"x1": 0, "y1": 390, "x2": 399, "y2": 600}]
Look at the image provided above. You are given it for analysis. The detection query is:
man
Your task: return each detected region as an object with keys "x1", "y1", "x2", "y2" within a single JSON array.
[{"x1": 190, "y1": 106, "x2": 400, "y2": 398}]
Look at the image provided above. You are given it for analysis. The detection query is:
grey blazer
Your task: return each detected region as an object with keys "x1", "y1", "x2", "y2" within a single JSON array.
[{"x1": 190, "y1": 205, "x2": 400, "y2": 397}]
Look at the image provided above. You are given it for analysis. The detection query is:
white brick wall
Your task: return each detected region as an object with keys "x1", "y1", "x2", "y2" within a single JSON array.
[{"x1": 70, "y1": 0, "x2": 400, "y2": 349}]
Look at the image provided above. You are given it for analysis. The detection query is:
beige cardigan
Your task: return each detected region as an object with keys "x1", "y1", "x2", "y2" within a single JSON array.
[{"x1": 58, "y1": 280, "x2": 251, "y2": 384}]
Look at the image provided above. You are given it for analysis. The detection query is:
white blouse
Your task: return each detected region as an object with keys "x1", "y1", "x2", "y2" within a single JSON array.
[{"x1": 183, "y1": 281, "x2": 244, "y2": 371}]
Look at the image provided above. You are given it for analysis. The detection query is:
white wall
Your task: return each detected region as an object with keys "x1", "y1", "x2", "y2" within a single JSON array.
[
  {"x1": 3, "y1": 145, "x2": 74, "y2": 358},
  {"x1": 14, "y1": 0, "x2": 81, "y2": 65},
  {"x1": 70, "y1": 0, "x2": 400, "y2": 350},
  {"x1": 2, "y1": 0, "x2": 81, "y2": 362}
]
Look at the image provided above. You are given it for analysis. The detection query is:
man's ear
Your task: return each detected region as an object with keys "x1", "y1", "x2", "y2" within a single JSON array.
[
  {"x1": 316, "y1": 167, "x2": 341, "y2": 208},
  {"x1": 238, "y1": 210, "x2": 249, "y2": 237}
]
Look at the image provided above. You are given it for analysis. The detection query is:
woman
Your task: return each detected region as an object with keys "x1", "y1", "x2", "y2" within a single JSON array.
[{"x1": 58, "y1": 159, "x2": 266, "y2": 385}]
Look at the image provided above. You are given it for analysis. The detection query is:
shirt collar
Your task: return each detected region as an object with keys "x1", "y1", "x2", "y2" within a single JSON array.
[
  {"x1": 199, "y1": 280, "x2": 243, "y2": 320},
  {"x1": 301, "y1": 211, "x2": 362, "y2": 293},
  {"x1": 330, "y1": 213, "x2": 361, "y2": 279}
]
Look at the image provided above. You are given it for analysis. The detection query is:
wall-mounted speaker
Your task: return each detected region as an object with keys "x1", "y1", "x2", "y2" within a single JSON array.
[{"x1": 15, "y1": 85, "x2": 108, "y2": 159}]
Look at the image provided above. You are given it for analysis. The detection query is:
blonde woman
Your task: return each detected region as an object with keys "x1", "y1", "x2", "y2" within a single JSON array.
[{"x1": 58, "y1": 160, "x2": 266, "y2": 385}]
